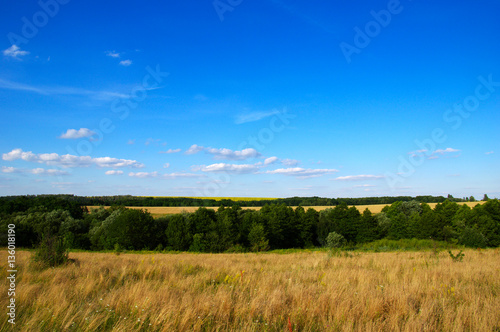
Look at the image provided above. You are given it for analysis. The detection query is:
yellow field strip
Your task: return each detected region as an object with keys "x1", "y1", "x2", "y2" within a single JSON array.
[
  {"x1": 87, "y1": 201, "x2": 485, "y2": 217},
  {"x1": 138, "y1": 196, "x2": 277, "y2": 201}
]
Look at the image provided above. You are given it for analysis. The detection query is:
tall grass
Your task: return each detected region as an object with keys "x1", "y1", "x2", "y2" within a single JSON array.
[{"x1": 1, "y1": 249, "x2": 499, "y2": 331}]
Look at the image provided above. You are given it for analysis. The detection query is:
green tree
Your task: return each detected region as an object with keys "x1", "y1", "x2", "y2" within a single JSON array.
[
  {"x1": 375, "y1": 212, "x2": 391, "y2": 238},
  {"x1": 326, "y1": 232, "x2": 346, "y2": 248},
  {"x1": 356, "y1": 209, "x2": 379, "y2": 243},
  {"x1": 165, "y1": 214, "x2": 192, "y2": 251},
  {"x1": 89, "y1": 208, "x2": 156, "y2": 250},
  {"x1": 248, "y1": 223, "x2": 269, "y2": 252}
]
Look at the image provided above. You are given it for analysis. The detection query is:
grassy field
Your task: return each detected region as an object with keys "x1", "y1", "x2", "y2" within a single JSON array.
[
  {"x1": 87, "y1": 201, "x2": 486, "y2": 218},
  {"x1": 1, "y1": 249, "x2": 499, "y2": 331}
]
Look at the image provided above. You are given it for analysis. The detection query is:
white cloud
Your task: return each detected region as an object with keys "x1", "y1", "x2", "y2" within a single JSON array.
[
  {"x1": 235, "y1": 110, "x2": 280, "y2": 124},
  {"x1": 407, "y1": 147, "x2": 460, "y2": 160},
  {"x1": 1, "y1": 166, "x2": 21, "y2": 173},
  {"x1": 128, "y1": 171, "x2": 159, "y2": 178},
  {"x1": 194, "y1": 163, "x2": 260, "y2": 174},
  {"x1": 265, "y1": 167, "x2": 339, "y2": 179},
  {"x1": 408, "y1": 149, "x2": 428, "y2": 157},
  {"x1": 106, "y1": 51, "x2": 120, "y2": 58},
  {"x1": 128, "y1": 171, "x2": 202, "y2": 179},
  {"x1": 160, "y1": 149, "x2": 181, "y2": 154},
  {"x1": 119, "y1": 59, "x2": 132, "y2": 66},
  {"x1": 59, "y1": 128, "x2": 96, "y2": 139},
  {"x1": 206, "y1": 147, "x2": 261, "y2": 160},
  {"x1": 185, "y1": 144, "x2": 204, "y2": 155},
  {"x1": 31, "y1": 168, "x2": 69, "y2": 176},
  {"x1": 353, "y1": 184, "x2": 376, "y2": 188},
  {"x1": 485, "y1": 151, "x2": 494, "y2": 155},
  {"x1": 3, "y1": 45, "x2": 29, "y2": 59},
  {"x1": 93, "y1": 157, "x2": 143, "y2": 168},
  {"x1": 127, "y1": 139, "x2": 135, "y2": 145},
  {"x1": 185, "y1": 145, "x2": 261, "y2": 160},
  {"x1": 264, "y1": 156, "x2": 279, "y2": 165},
  {"x1": 1, "y1": 166, "x2": 68, "y2": 176},
  {"x1": 434, "y1": 148, "x2": 460, "y2": 155},
  {"x1": 334, "y1": 175, "x2": 385, "y2": 181},
  {"x1": 163, "y1": 163, "x2": 170, "y2": 168},
  {"x1": 105, "y1": 170, "x2": 124, "y2": 175},
  {"x1": 2, "y1": 148, "x2": 144, "y2": 168}
]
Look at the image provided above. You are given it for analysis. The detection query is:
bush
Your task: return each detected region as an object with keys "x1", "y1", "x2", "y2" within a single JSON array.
[
  {"x1": 32, "y1": 234, "x2": 68, "y2": 268},
  {"x1": 326, "y1": 232, "x2": 346, "y2": 248}
]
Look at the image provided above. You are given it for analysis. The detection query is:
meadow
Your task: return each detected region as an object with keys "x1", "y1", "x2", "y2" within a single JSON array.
[
  {"x1": 87, "y1": 201, "x2": 485, "y2": 218},
  {"x1": 1, "y1": 248, "x2": 499, "y2": 331}
]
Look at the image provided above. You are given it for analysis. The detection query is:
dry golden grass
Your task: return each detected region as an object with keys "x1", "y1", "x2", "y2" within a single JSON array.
[
  {"x1": 87, "y1": 202, "x2": 486, "y2": 218},
  {"x1": 1, "y1": 249, "x2": 499, "y2": 331}
]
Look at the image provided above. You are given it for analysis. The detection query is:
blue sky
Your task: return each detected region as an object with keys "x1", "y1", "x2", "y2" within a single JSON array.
[{"x1": 1, "y1": 0, "x2": 499, "y2": 198}]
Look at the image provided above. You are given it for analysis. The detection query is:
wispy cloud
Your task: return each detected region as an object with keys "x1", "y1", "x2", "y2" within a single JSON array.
[
  {"x1": 160, "y1": 149, "x2": 181, "y2": 154},
  {"x1": 193, "y1": 163, "x2": 260, "y2": 174},
  {"x1": 105, "y1": 170, "x2": 124, "y2": 175},
  {"x1": 485, "y1": 151, "x2": 494, "y2": 155},
  {"x1": 129, "y1": 171, "x2": 159, "y2": 178},
  {"x1": 2, "y1": 148, "x2": 145, "y2": 169},
  {"x1": 0, "y1": 78, "x2": 129, "y2": 101},
  {"x1": 265, "y1": 167, "x2": 339, "y2": 179},
  {"x1": 235, "y1": 110, "x2": 280, "y2": 124},
  {"x1": 206, "y1": 147, "x2": 261, "y2": 160},
  {"x1": 129, "y1": 171, "x2": 202, "y2": 179},
  {"x1": 434, "y1": 148, "x2": 460, "y2": 155},
  {"x1": 408, "y1": 147, "x2": 461, "y2": 159},
  {"x1": 119, "y1": 59, "x2": 132, "y2": 66},
  {"x1": 281, "y1": 158, "x2": 299, "y2": 166},
  {"x1": 59, "y1": 128, "x2": 96, "y2": 139},
  {"x1": 145, "y1": 138, "x2": 165, "y2": 146},
  {"x1": 185, "y1": 145, "x2": 261, "y2": 160},
  {"x1": 2, "y1": 166, "x2": 69, "y2": 176},
  {"x1": 3, "y1": 45, "x2": 29, "y2": 59},
  {"x1": 105, "y1": 50, "x2": 120, "y2": 58},
  {"x1": 334, "y1": 175, "x2": 385, "y2": 181},
  {"x1": 185, "y1": 144, "x2": 204, "y2": 155},
  {"x1": 263, "y1": 156, "x2": 279, "y2": 165}
]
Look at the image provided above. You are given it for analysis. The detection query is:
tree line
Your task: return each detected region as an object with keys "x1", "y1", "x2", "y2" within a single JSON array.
[
  {"x1": 0, "y1": 193, "x2": 484, "y2": 213},
  {"x1": 1, "y1": 197, "x2": 499, "y2": 252}
]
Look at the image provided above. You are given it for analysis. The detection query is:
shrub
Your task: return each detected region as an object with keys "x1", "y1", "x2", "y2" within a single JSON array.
[
  {"x1": 448, "y1": 250, "x2": 465, "y2": 262},
  {"x1": 326, "y1": 232, "x2": 346, "y2": 249},
  {"x1": 32, "y1": 233, "x2": 68, "y2": 268}
]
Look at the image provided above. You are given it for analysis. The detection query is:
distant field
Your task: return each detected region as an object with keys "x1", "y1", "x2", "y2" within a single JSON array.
[
  {"x1": 139, "y1": 196, "x2": 277, "y2": 201},
  {"x1": 87, "y1": 201, "x2": 486, "y2": 218}
]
